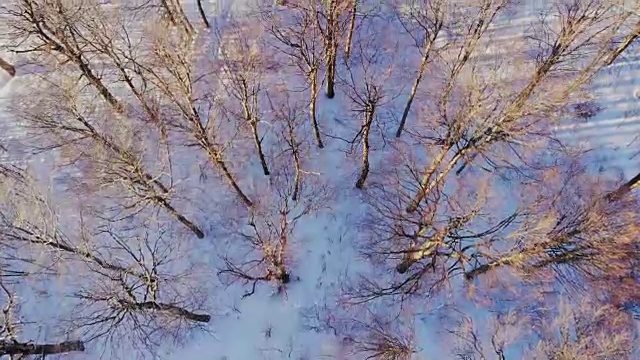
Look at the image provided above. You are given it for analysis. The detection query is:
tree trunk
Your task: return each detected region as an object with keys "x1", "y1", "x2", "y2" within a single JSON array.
[
  {"x1": 325, "y1": 48, "x2": 336, "y2": 99},
  {"x1": 155, "y1": 197, "x2": 205, "y2": 238},
  {"x1": 273, "y1": 214, "x2": 291, "y2": 284},
  {"x1": 172, "y1": 0, "x2": 195, "y2": 35},
  {"x1": 603, "y1": 20, "x2": 640, "y2": 66},
  {"x1": 325, "y1": 0, "x2": 337, "y2": 99},
  {"x1": 292, "y1": 153, "x2": 301, "y2": 201},
  {"x1": 210, "y1": 153, "x2": 253, "y2": 207},
  {"x1": 74, "y1": 56, "x2": 124, "y2": 113},
  {"x1": 0, "y1": 340, "x2": 85, "y2": 356},
  {"x1": 396, "y1": 259, "x2": 412, "y2": 274},
  {"x1": 355, "y1": 108, "x2": 374, "y2": 188},
  {"x1": 79, "y1": 116, "x2": 205, "y2": 238},
  {"x1": 405, "y1": 145, "x2": 454, "y2": 213},
  {"x1": 0, "y1": 57, "x2": 16, "y2": 77},
  {"x1": 606, "y1": 170, "x2": 640, "y2": 201},
  {"x1": 196, "y1": 0, "x2": 210, "y2": 28},
  {"x1": 396, "y1": 40, "x2": 434, "y2": 138},
  {"x1": 396, "y1": 227, "x2": 441, "y2": 274},
  {"x1": 344, "y1": 0, "x2": 358, "y2": 61},
  {"x1": 250, "y1": 121, "x2": 270, "y2": 176},
  {"x1": 310, "y1": 68, "x2": 324, "y2": 148},
  {"x1": 160, "y1": 0, "x2": 178, "y2": 26},
  {"x1": 137, "y1": 301, "x2": 211, "y2": 322}
]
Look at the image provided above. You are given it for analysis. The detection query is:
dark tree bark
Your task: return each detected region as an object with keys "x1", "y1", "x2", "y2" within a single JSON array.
[
  {"x1": 126, "y1": 300, "x2": 211, "y2": 323},
  {"x1": 0, "y1": 340, "x2": 85, "y2": 357},
  {"x1": 605, "y1": 170, "x2": 640, "y2": 201},
  {"x1": 250, "y1": 120, "x2": 271, "y2": 176},
  {"x1": 324, "y1": 0, "x2": 338, "y2": 99},
  {"x1": 155, "y1": 196, "x2": 205, "y2": 238},
  {"x1": 355, "y1": 105, "x2": 374, "y2": 189},
  {"x1": 196, "y1": 0, "x2": 210, "y2": 28}
]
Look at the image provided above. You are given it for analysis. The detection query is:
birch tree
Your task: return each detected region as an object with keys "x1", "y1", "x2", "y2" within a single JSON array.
[
  {"x1": 218, "y1": 104, "x2": 329, "y2": 297},
  {"x1": 0, "y1": 173, "x2": 86, "y2": 358},
  {"x1": 0, "y1": 1, "x2": 209, "y2": 238},
  {"x1": 261, "y1": 0, "x2": 326, "y2": 148},
  {"x1": 316, "y1": 0, "x2": 349, "y2": 98},
  {"x1": 218, "y1": 165, "x2": 326, "y2": 297},
  {"x1": 339, "y1": 18, "x2": 399, "y2": 189},
  {"x1": 266, "y1": 85, "x2": 310, "y2": 202},
  {"x1": 440, "y1": 295, "x2": 638, "y2": 360},
  {"x1": 349, "y1": 0, "x2": 640, "y2": 302},
  {"x1": 12, "y1": 75, "x2": 206, "y2": 239},
  {"x1": 215, "y1": 21, "x2": 273, "y2": 177},
  {"x1": 141, "y1": 19, "x2": 255, "y2": 207},
  {"x1": 0, "y1": 165, "x2": 211, "y2": 357},
  {"x1": 394, "y1": 0, "x2": 446, "y2": 138},
  {"x1": 343, "y1": 0, "x2": 358, "y2": 61},
  {"x1": 405, "y1": 0, "x2": 640, "y2": 213}
]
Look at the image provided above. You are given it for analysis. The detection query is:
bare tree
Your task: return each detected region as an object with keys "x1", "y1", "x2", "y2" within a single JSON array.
[
  {"x1": 339, "y1": 19, "x2": 399, "y2": 189},
  {"x1": 527, "y1": 298, "x2": 637, "y2": 360},
  {"x1": 0, "y1": 265, "x2": 85, "y2": 358},
  {"x1": 405, "y1": 0, "x2": 640, "y2": 213},
  {"x1": 301, "y1": 298, "x2": 418, "y2": 360},
  {"x1": 345, "y1": 0, "x2": 640, "y2": 302},
  {"x1": 0, "y1": 166, "x2": 211, "y2": 357},
  {"x1": 439, "y1": 293, "x2": 639, "y2": 360},
  {"x1": 3, "y1": 0, "x2": 253, "y2": 210},
  {"x1": 394, "y1": 0, "x2": 446, "y2": 138},
  {"x1": 1, "y1": 1, "x2": 207, "y2": 228},
  {"x1": 345, "y1": 314, "x2": 417, "y2": 360},
  {"x1": 139, "y1": 19, "x2": 255, "y2": 207},
  {"x1": 218, "y1": 173, "x2": 327, "y2": 297},
  {"x1": 316, "y1": 0, "x2": 348, "y2": 98},
  {"x1": 463, "y1": 160, "x2": 639, "y2": 285},
  {"x1": 11, "y1": 75, "x2": 206, "y2": 239},
  {"x1": 261, "y1": 0, "x2": 326, "y2": 148},
  {"x1": 215, "y1": 20, "x2": 273, "y2": 176},
  {"x1": 2, "y1": 1, "x2": 640, "y2": 359},
  {"x1": 266, "y1": 85, "x2": 310, "y2": 201},
  {"x1": 218, "y1": 125, "x2": 328, "y2": 297}
]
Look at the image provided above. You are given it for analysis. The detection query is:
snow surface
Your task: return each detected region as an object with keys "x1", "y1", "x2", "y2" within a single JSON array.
[{"x1": 0, "y1": 1, "x2": 639, "y2": 359}]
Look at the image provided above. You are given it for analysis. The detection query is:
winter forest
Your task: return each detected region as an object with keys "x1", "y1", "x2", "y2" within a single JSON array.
[{"x1": 0, "y1": 0, "x2": 639, "y2": 358}]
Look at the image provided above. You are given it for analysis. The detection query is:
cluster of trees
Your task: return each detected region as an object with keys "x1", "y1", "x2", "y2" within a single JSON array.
[{"x1": 0, "y1": 0, "x2": 638, "y2": 358}]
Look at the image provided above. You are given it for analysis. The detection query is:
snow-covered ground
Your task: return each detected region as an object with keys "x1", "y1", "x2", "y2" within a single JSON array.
[{"x1": 0, "y1": 1, "x2": 639, "y2": 359}]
